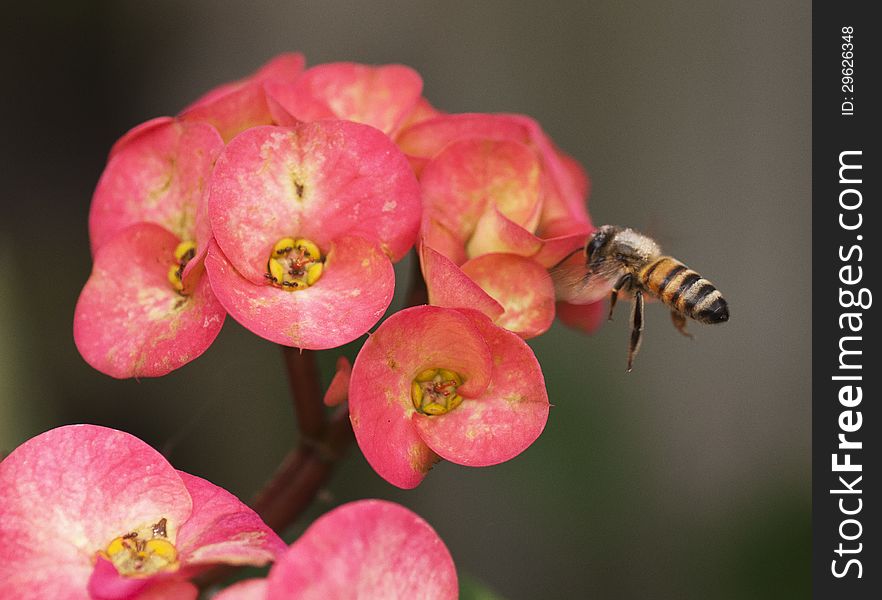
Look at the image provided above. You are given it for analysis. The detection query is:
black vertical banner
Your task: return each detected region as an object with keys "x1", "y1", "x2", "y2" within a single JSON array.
[{"x1": 813, "y1": 2, "x2": 879, "y2": 598}]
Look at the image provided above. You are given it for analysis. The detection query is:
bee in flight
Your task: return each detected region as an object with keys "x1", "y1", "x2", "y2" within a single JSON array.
[{"x1": 553, "y1": 225, "x2": 729, "y2": 371}]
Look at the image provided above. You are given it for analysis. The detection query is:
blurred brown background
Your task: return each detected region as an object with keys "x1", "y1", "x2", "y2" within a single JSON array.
[{"x1": 0, "y1": 1, "x2": 810, "y2": 598}]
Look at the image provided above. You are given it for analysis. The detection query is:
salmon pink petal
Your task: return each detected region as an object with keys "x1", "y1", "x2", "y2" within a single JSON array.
[
  {"x1": 323, "y1": 356, "x2": 352, "y2": 407},
  {"x1": 88, "y1": 556, "x2": 174, "y2": 600},
  {"x1": 89, "y1": 562, "x2": 198, "y2": 600},
  {"x1": 420, "y1": 244, "x2": 503, "y2": 322},
  {"x1": 352, "y1": 402, "x2": 436, "y2": 490},
  {"x1": 349, "y1": 306, "x2": 492, "y2": 488},
  {"x1": 205, "y1": 236, "x2": 393, "y2": 349},
  {"x1": 0, "y1": 425, "x2": 192, "y2": 597},
  {"x1": 136, "y1": 580, "x2": 199, "y2": 600},
  {"x1": 413, "y1": 310, "x2": 549, "y2": 466},
  {"x1": 266, "y1": 500, "x2": 457, "y2": 600},
  {"x1": 461, "y1": 254, "x2": 556, "y2": 339},
  {"x1": 184, "y1": 53, "x2": 305, "y2": 110},
  {"x1": 174, "y1": 472, "x2": 285, "y2": 568},
  {"x1": 533, "y1": 229, "x2": 591, "y2": 268},
  {"x1": 466, "y1": 205, "x2": 543, "y2": 258},
  {"x1": 540, "y1": 217, "x2": 593, "y2": 240},
  {"x1": 108, "y1": 116, "x2": 175, "y2": 159},
  {"x1": 180, "y1": 53, "x2": 305, "y2": 142},
  {"x1": 74, "y1": 223, "x2": 226, "y2": 378},
  {"x1": 396, "y1": 112, "x2": 530, "y2": 161},
  {"x1": 89, "y1": 120, "x2": 223, "y2": 254},
  {"x1": 422, "y1": 217, "x2": 468, "y2": 266},
  {"x1": 266, "y1": 63, "x2": 422, "y2": 135},
  {"x1": 212, "y1": 579, "x2": 268, "y2": 600},
  {"x1": 420, "y1": 138, "x2": 541, "y2": 245},
  {"x1": 395, "y1": 97, "x2": 443, "y2": 140},
  {"x1": 556, "y1": 299, "x2": 607, "y2": 334},
  {"x1": 209, "y1": 123, "x2": 420, "y2": 284}
]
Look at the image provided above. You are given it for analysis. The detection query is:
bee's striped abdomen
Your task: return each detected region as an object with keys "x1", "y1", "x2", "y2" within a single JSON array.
[{"x1": 638, "y1": 256, "x2": 729, "y2": 324}]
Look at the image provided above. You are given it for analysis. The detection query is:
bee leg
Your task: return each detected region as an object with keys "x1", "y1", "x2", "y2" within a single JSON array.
[
  {"x1": 627, "y1": 289, "x2": 645, "y2": 372},
  {"x1": 670, "y1": 310, "x2": 694, "y2": 339},
  {"x1": 608, "y1": 274, "x2": 631, "y2": 321}
]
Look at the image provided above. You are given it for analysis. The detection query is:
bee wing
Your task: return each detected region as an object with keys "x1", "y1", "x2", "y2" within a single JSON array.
[{"x1": 550, "y1": 256, "x2": 624, "y2": 304}]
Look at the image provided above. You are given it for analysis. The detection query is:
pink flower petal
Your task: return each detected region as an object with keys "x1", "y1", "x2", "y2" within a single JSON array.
[
  {"x1": 556, "y1": 299, "x2": 607, "y2": 334},
  {"x1": 88, "y1": 555, "x2": 167, "y2": 600},
  {"x1": 461, "y1": 254, "x2": 556, "y2": 339},
  {"x1": 395, "y1": 97, "x2": 443, "y2": 140},
  {"x1": 180, "y1": 53, "x2": 305, "y2": 142},
  {"x1": 108, "y1": 116, "x2": 175, "y2": 159},
  {"x1": 136, "y1": 579, "x2": 199, "y2": 600},
  {"x1": 349, "y1": 306, "x2": 493, "y2": 488},
  {"x1": 174, "y1": 472, "x2": 285, "y2": 568},
  {"x1": 397, "y1": 112, "x2": 593, "y2": 234},
  {"x1": 266, "y1": 500, "x2": 457, "y2": 600},
  {"x1": 74, "y1": 223, "x2": 226, "y2": 378},
  {"x1": 88, "y1": 566, "x2": 197, "y2": 600},
  {"x1": 0, "y1": 425, "x2": 192, "y2": 597},
  {"x1": 323, "y1": 356, "x2": 352, "y2": 407},
  {"x1": 89, "y1": 119, "x2": 223, "y2": 254},
  {"x1": 205, "y1": 236, "x2": 393, "y2": 349},
  {"x1": 185, "y1": 53, "x2": 305, "y2": 110},
  {"x1": 420, "y1": 138, "x2": 541, "y2": 246},
  {"x1": 421, "y1": 217, "x2": 468, "y2": 266},
  {"x1": 212, "y1": 579, "x2": 268, "y2": 600},
  {"x1": 466, "y1": 205, "x2": 543, "y2": 259},
  {"x1": 413, "y1": 310, "x2": 549, "y2": 466},
  {"x1": 420, "y1": 244, "x2": 503, "y2": 322},
  {"x1": 533, "y1": 229, "x2": 590, "y2": 268},
  {"x1": 396, "y1": 112, "x2": 530, "y2": 162},
  {"x1": 266, "y1": 63, "x2": 423, "y2": 136},
  {"x1": 209, "y1": 123, "x2": 420, "y2": 285}
]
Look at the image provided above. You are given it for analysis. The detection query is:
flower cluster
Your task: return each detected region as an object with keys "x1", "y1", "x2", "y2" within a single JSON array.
[{"x1": 66, "y1": 52, "x2": 599, "y2": 595}]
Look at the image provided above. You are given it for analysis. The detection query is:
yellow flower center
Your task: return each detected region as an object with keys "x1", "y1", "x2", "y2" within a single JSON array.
[
  {"x1": 266, "y1": 237, "x2": 324, "y2": 291},
  {"x1": 166, "y1": 240, "x2": 197, "y2": 293},
  {"x1": 99, "y1": 518, "x2": 178, "y2": 578},
  {"x1": 411, "y1": 368, "x2": 464, "y2": 415}
]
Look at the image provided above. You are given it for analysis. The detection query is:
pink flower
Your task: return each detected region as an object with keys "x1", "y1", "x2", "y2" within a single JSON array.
[
  {"x1": 204, "y1": 120, "x2": 421, "y2": 349},
  {"x1": 264, "y1": 62, "x2": 423, "y2": 136},
  {"x1": 0, "y1": 425, "x2": 285, "y2": 600},
  {"x1": 74, "y1": 119, "x2": 226, "y2": 378},
  {"x1": 399, "y1": 112, "x2": 607, "y2": 335},
  {"x1": 214, "y1": 500, "x2": 457, "y2": 600},
  {"x1": 180, "y1": 53, "x2": 306, "y2": 142},
  {"x1": 408, "y1": 114, "x2": 591, "y2": 264},
  {"x1": 399, "y1": 112, "x2": 592, "y2": 236},
  {"x1": 348, "y1": 305, "x2": 549, "y2": 489}
]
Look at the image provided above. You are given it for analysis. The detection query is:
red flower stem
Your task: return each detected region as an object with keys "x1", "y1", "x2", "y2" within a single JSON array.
[{"x1": 280, "y1": 347, "x2": 326, "y2": 440}]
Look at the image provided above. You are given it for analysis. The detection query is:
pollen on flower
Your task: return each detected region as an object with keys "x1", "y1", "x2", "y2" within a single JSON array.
[
  {"x1": 265, "y1": 237, "x2": 325, "y2": 291},
  {"x1": 99, "y1": 517, "x2": 179, "y2": 578},
  {"x1": 166, "y1": 240, "x2": 197, "y2": 293},
  {"x1": 411, "y1": 368, "x2": 464, "y2": 415}
]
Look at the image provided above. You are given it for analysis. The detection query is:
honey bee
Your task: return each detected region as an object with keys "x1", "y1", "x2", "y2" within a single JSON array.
[{"x1": 553, "y1": 225, "x2": 729, "y2": 371}]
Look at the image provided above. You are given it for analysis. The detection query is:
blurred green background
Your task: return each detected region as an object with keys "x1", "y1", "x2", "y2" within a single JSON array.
[{"x1": 1, "y1": 1, "x2": 810, "y2": 598}]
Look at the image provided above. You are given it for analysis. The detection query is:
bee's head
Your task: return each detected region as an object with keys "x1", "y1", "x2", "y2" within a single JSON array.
[{"x1": 585, "y1": 225, "x2": 617, "y2": 263}]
